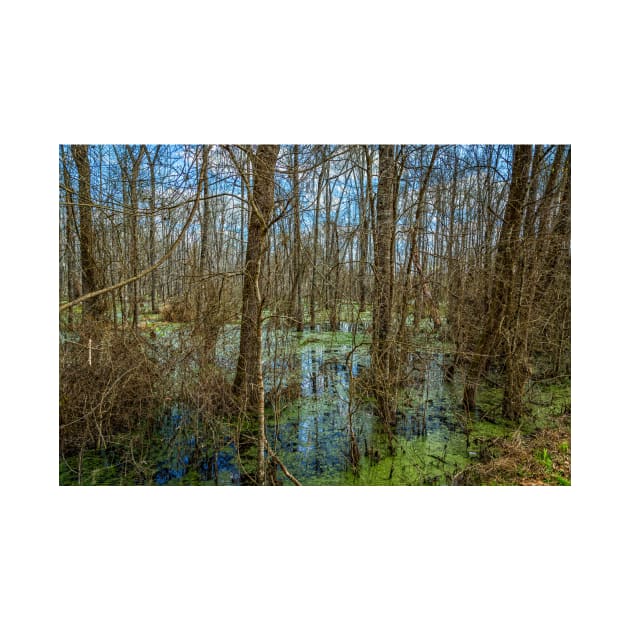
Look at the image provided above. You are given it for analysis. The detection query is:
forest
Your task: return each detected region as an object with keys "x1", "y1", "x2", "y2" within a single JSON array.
[{"x1": 58, "y1": 144, "x2": 571, "y2": 486}]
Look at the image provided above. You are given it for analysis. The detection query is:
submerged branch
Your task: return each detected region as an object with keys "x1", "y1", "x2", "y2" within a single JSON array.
[{"x1": 266, "y1": 439, "x2": 302, "y2": 486}]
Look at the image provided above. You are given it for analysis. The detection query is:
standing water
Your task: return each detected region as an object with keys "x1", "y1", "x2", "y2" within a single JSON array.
[{"x1": 154, "y1": 323, "x2": 489, "y2": 485}]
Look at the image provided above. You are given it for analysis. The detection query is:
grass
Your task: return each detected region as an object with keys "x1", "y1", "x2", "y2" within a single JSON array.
[{"x1": 454, "y1": 413, "x2": 571, "y2": 485}]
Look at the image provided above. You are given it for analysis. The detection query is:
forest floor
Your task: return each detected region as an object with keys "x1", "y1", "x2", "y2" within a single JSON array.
[{"x1": 454, "y1": 413, "x2": 571, "y2": 485}]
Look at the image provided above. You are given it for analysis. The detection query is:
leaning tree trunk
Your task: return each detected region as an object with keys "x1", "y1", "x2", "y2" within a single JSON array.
[{"x1": 396, "y1": 145, "x2": 439, "y2": 344}]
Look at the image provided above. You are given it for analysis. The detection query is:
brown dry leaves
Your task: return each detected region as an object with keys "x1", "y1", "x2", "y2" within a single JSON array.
[{"x1": 454, "y1": 415, "x2": 571, "y2": 486}]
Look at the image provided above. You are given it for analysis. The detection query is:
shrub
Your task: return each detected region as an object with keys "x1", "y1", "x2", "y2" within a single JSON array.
[
  {"x1": 160, "y1": 296, "x2": 194, "y2": 322},
  {"x1": 59, "y1": 323, "x2": 166, "y2": 457}
]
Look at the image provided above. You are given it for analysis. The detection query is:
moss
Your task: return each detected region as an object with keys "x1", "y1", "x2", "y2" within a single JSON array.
[
  {"x1": 528, "y1": 381, "x2": 571, "y2": 422},
  {"x1": 60, "y1": 312, "x2": 569, "y2": 485},
  {"x1": 59, "y1": 452, "x2": 127, "y2": 485}
]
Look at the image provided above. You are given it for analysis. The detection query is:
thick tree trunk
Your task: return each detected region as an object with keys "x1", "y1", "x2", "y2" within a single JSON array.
[
  {"x1": 233, "y1": 145, "x2": 280, "y2": 411},
  {"x1": 232, "y1": 145, "x2": 279, "y2": 486},
  {"x1": 71, "y1": 144, "x2": 105, "y2": 320},
  {"x1": 463, "y1": 145, "x2": 532, "y2": 416}
]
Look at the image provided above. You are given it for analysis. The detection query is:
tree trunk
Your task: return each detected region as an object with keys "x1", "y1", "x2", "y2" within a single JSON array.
[
  {"x1": 146, "y1": 145, "x2": 161, "y2": 313},
  {"x1": 126, "y1": 145, "x2": 142, "y2": 329},
  {"x1": 357, "y1": 149, "x2": 369, "y2": 313},
  {"x1": 60, "y1": 146, "x2": 78, "y2": 328},
  {"x1": 291, "y1": 144, "x2": 303, "y2": 331},
  {"x1": 310, "y1": 148, "x2": 325, "y2": 327},
  {"x1": 198, "y1": 147, "x2": 211, "y2": 319},
  {"x1": 397, "y1": 145, "x2": 439, "y2": 341},
  {"x1": 233, "y1": 145, "x2": 280, "y2": 411},
  {"x1": 71, "y1": 144, "x2": 105, "y2": 320},
  {"x1": 371, "y1": 144, "x2": 396, "y2": 423},
  {"x1": 372, "y1": 144, "x2": 395, "y2": 375},
  {"x1": 463, "y1": 145, "x2": 532, "y2": 416}
]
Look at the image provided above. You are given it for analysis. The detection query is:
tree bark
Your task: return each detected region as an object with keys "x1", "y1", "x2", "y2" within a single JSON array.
[
  {"x1": 60, "y1": 146, "x2": 78, "y2": 327},
  {"x1": 290, "y1": 144, "x2": 303, "y2": 331},
  {"x1": 397, "y1": 145, "x2": 439, "y2": 340},
  {"x1": 233, "y1": 144, "x2": 280, "y2": 410},
  {"x1": 357, "y1": 148, "x2": 370, "y2": 313},
  {"x1": 146, "y1": 145, "x2": 161, "y2": 313},
  {"x1": 463, "y1": 145, "x2": 532, "y2": 416},
  {"x1": 71, "y1": 144, "x2": 106, "y2": 320},
  {"x1": 126, "y1": 145, "x2": 142, "y2": 329},
  {"x1": 371, "y1": 144, "x2": 397, "y2": 424},
  {"x1": 232, "y1": 144, "x2": 279, "y2": 485},
  {"x1": 309, "y1": 148, "x2": 325, "y2": 327},
  {"x1": 372, "y1": 144, "x2": 395, "y2": 375}
]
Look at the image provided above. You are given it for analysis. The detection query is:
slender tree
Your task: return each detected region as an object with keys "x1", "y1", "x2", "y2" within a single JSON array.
[{"x1": 372, "y1": 144, "x2": 396, "y2": 377}]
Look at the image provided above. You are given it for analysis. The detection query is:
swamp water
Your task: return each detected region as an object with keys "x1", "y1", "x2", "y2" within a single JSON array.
[{"x1": 151, "y1": 323, "x2": 506, "y2": 486}]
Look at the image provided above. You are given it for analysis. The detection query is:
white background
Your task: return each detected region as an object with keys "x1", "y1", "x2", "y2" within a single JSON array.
[{"x1": 1, "y1": 1, "x2": 628, "y2": 628}]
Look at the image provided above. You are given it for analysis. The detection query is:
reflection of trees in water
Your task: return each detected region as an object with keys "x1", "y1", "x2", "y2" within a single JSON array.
[{"x1": 154, "y1": 332, "x2": 461, "y2": 484}]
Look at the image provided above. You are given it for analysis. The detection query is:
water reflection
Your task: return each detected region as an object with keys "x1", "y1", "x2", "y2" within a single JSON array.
[{"x1": 157, "y1": 325, "x2": 468, "y2": 485}]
